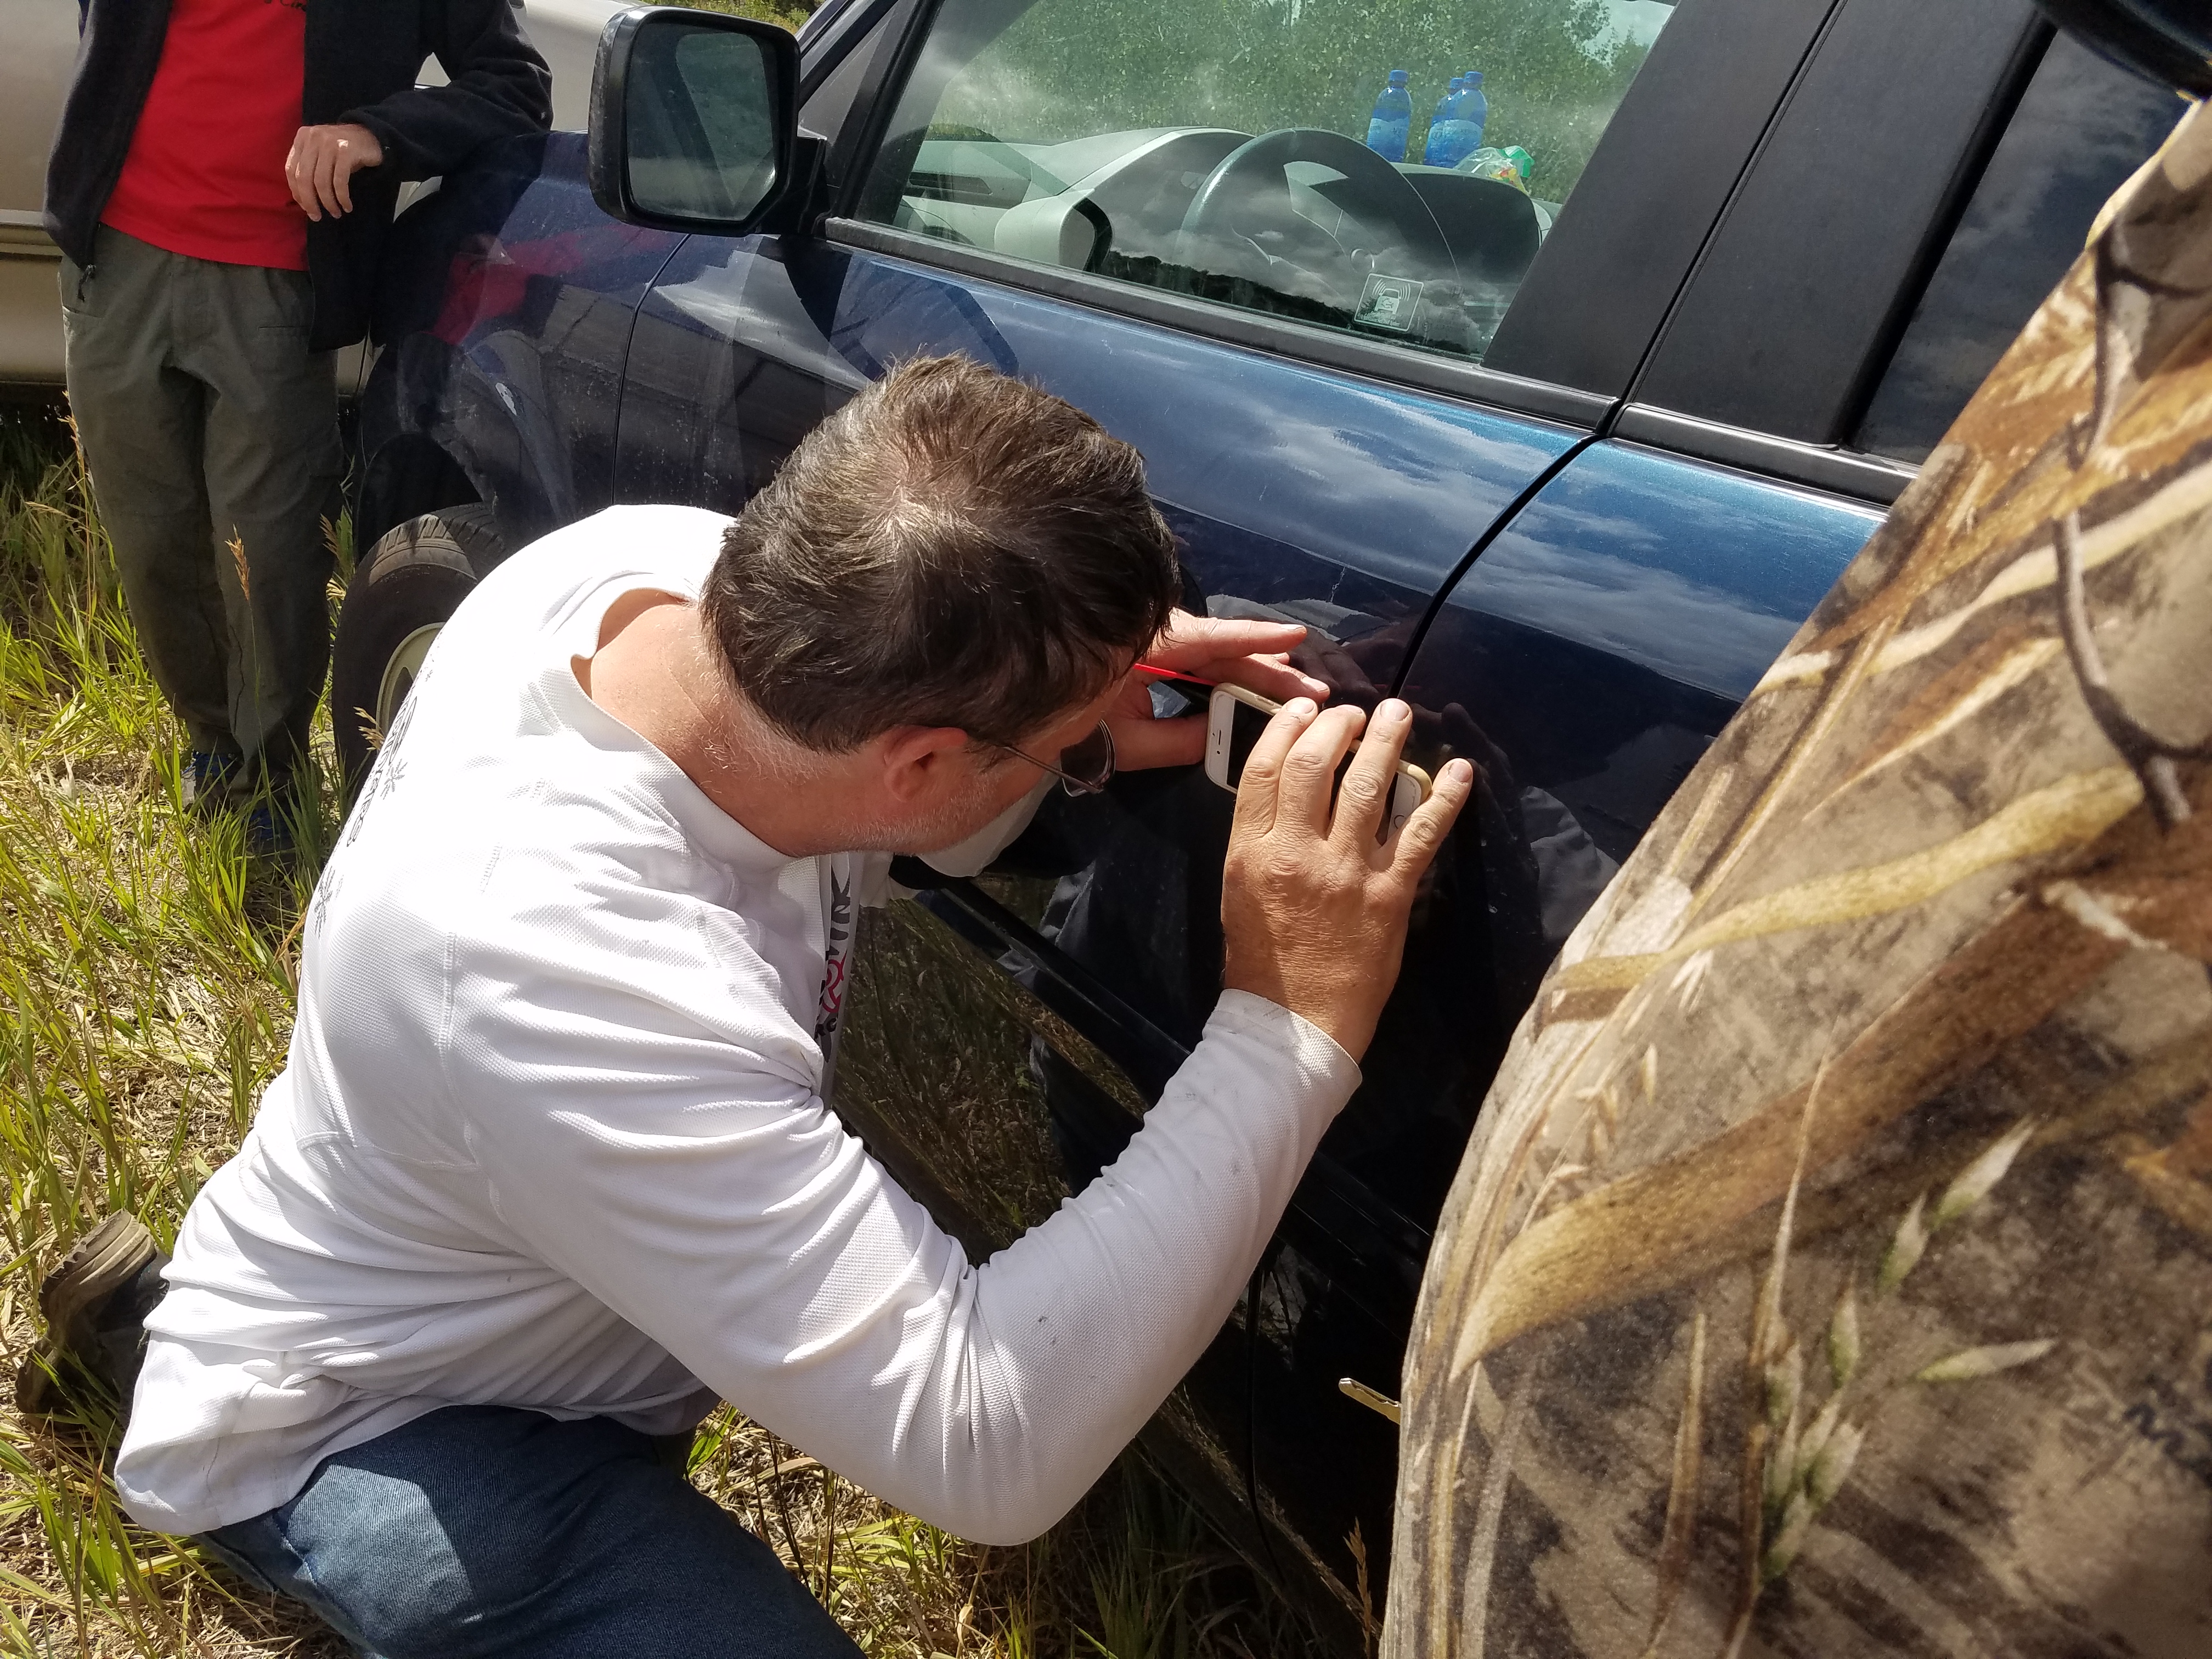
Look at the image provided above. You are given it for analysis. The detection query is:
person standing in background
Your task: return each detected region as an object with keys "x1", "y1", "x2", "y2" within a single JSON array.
[{"x1": 44, "y1": 0, "x2": 551, "y2": 848}]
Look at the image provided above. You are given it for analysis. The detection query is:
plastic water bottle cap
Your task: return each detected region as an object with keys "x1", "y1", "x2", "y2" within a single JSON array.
[
  {"x1": 1448, "y1": 77, "x2": 1463, "y2": 91},
  {"x1": 1387, "y1": 69, "x2": 1409, "y2": 86},
  {"x1": 1464, "y1": 70, "x2": 1484, "y2": 86}
]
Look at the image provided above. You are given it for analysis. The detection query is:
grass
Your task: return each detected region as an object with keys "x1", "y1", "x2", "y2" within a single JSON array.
[
  {"x1": 669, "y1": 0, "x2": 821, "y2": 37},
  {"x1": 0, "y1": 405, "x2": 1307, "y2": 1658}
]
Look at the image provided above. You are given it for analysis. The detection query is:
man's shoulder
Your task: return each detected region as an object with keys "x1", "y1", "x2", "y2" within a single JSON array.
[
  {"x1": 315, "y1": 778, "x2": 733, "y2": 1006},
  {"x1": 372, "y1": 820, "x2": 826, "y2": 1094},
  {"x1": 526, "y1": 504, "x2": 736, "y2": 575},
  {"x1": 426, "y1": 503, "x2": 730, "y2": 664}
]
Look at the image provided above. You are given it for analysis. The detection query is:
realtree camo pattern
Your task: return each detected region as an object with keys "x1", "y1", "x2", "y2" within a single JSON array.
[{"x1": 1387, "y1": 103, "x2": 2212, "y2": 1659}]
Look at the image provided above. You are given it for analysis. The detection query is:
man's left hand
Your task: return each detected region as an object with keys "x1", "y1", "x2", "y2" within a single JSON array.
[
  {"x1": 286, "y1": 124, "x2": 385, "y2": 221},
  {"x1": 1109, "y1": 612, "x2": 1330, "y2": 772}
]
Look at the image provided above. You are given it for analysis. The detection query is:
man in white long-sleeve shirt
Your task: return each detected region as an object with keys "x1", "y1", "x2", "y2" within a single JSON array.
[{"x1": 33, "y1": 357, "x2": 1470, "y2": 1656}]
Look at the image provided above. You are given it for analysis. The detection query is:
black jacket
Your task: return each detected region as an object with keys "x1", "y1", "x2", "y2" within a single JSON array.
[{"x1": 47, "y1": 0, "x2": 553, "y2": 351}]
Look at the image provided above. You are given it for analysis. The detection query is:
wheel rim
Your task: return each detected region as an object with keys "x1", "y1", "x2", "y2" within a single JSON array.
[{"x1": 375, "y1": 624, "x2": 443, "y2": 738}]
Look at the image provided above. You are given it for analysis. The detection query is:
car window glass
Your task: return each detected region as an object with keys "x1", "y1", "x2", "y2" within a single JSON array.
[
  {"x1": 856, "y1": 0, "x2": 1674, "y2": 363},
  {"x1": 1853, "y1": 33, "x2": 2183, "y2": 465}
]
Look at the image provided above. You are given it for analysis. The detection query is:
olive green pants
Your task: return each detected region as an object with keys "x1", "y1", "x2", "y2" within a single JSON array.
[{"x1": 60, "y1": 226, "x2": 342, "y2": 789}]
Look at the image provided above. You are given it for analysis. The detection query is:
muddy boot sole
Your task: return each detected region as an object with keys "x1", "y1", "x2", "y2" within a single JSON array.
[{"x1": 16, "y1": 1214, "x2": 162, "y2": 1418}]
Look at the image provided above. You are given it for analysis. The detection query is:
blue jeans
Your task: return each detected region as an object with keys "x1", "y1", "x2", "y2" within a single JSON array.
[{"x1": 198, "y1": 1405, "x2": 861, "y2": 1658}]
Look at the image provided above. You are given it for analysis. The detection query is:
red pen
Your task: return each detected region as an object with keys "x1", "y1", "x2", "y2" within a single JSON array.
[{"x1": 1131, "y1": 664, "x2": 1218, "y2": 688}]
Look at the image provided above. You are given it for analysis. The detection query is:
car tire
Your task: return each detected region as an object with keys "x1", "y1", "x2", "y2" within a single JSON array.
[{"x1": 330, "y1": 505, "x2": 505, "y2": 798}]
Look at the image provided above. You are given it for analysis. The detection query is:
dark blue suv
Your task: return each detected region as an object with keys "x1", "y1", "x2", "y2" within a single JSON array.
[{"x1": 334, "y1": 0, "x2": 2179, "y2": 1643}]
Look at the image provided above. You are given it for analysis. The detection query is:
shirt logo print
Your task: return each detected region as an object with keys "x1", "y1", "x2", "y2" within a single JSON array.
[{"x1": 814, "y1": 872, "x2": 854, "y2": 1043}]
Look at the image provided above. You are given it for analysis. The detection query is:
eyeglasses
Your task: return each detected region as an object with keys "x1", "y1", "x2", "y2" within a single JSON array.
[{"x1": 991, "y1": 720, "x2": 1116, "y2": 797}]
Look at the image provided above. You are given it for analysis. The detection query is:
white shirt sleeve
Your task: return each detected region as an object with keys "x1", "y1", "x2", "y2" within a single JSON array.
[{"x1": 451, "y1": 940, "x2": 1357, "y2": 1544}]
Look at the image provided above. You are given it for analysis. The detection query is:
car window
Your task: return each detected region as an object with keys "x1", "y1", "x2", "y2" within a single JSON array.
[
  {"x1": 1853, "y1": 32, "x2": 2183, "y2": 465},
  {"x1": 855, "y1": 0, "x2": 1674, "y2": 363}
]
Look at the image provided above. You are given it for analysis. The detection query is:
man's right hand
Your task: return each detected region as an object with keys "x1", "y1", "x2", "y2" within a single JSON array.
[
  {"x1": 1221, "y1": 697, "x2": 1474, "y2": 1060},
  {"x1": 286, "y1": 123, "x2": 385, "y2": 221}
]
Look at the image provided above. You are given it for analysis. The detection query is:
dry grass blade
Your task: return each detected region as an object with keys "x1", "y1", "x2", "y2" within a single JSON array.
[
  {"x1": 1825, "y1": 1283, "x2": 1859, "y2": 1390},
  {"x1": 1447, "y1": 843, "x2": 2166, "y2": 1367},
  {"x1": 1910, "y1": 1340, "x2": 2058, "y2": 1384},
  {"x1": 1801, "y1": 1421, "x2": 1862, "y2": 1510},
  {"x1": 1454, "y1": 1347, "x2": 1544, "y2": 1659},
  {"x1": 1932, "y1": 1118, "x2": 2039, "y2": 1228},
  {"x1": 1548, "y1": 764, "x2": 2145, "y2": 1001},
  {"x1": 1876, "y1": 1193, "x2": 1931, "y2": 1294},
  {"x1": 1639, "y1": 1305, "x2": 1706, "y2": 1659},
  {"x1": 1345, "y1": 1521, "x2": 1375, "y2": 1659}
]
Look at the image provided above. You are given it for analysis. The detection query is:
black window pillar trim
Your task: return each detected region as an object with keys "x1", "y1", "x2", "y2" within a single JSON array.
[
  {"x1": 822, "y1": 217, "x2": 1612, "y2": 429},
  {"x1": 798, "y1": 0, "x2": 908, "y2": 98},
  {"x1": 1484, "y1": 0, "x2": 1850, "y2": 398},
  {"x1": 1827, "y1": 16, "x2": 2057, "y2": 444},
  {"x1": 1626, "y1": 0, "x2": 2057, "y2": 447},
  {"x1": 820, "y1": 0, "x2": 942, "y2": 219},
  {"x1": 1609, "y1": 0, "x2": 1854, "y2": 424}
]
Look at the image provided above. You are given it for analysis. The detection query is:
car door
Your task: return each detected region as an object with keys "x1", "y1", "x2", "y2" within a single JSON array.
[{"x1": 606, "y1": 0, "x2": 1852, "y2": 1640}]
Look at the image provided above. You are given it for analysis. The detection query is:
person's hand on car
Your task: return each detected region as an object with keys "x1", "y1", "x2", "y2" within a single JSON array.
[
  {"x1": 1285, "y1": 626, "x2": 1382, "y2": 711},
  {"x1": 286, "y1": 123, "x2": 385, "y2": 221},
  {"x1": 1220, "y1": 696, "x2": 1472, "y2": 1059},
  {"x1": 1107, "y1": 611, "x2": 1328, "y2": 771}
]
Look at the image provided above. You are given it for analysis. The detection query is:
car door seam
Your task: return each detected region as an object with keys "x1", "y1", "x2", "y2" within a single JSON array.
[
  {"x1": 611, "y1": 232, "x2": 695, "y2": 490},
  {"x1": 1395, "y1": 0, "x2": 1863, "y2": 688},
  {"x1": 1385, "y1": 432, "x2": 1598, "y2": 699}
]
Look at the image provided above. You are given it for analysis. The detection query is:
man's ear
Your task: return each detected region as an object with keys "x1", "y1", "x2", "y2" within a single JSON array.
[{"x1": 876, "y1": 725, "x2": 974, "y2": 804}]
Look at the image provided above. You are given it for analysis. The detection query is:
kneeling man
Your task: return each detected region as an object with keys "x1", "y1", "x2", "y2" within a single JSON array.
[{"x1": 57, "y1": 358, "x2": 1471, "y2": 1656}]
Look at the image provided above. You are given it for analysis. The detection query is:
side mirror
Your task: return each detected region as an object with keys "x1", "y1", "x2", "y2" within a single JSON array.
[{"x1": 588, "y1": 6, "x2": 805, "y2": 235}]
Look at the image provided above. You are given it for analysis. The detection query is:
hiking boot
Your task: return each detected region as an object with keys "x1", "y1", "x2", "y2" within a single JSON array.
[
  {"x1": 15, "y1": 1214, "x2": 169, "y2": 1420},
  {"x1": 245, "y1": 799, "x2": 297, "y2": 859},
  {"x1": 183, "y1": 749, "x2": 243, "y2": 813}
]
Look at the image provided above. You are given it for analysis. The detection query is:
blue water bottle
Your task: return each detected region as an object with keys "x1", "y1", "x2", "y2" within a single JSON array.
[
  {"x1": 1423, "y1": 77, "x2": 1465, "y2": 166},
  {"x1": 1365, "y1": 70, "x2": 1412, "y2": 163},
  {"x1": 1460, "y1": 69, "x2": 1488, "y2": 153}
]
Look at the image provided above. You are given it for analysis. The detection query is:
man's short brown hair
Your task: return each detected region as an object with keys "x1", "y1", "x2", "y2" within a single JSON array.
[{"x1": 702, "y1": 356, "x2": 1180, "y2": 753}]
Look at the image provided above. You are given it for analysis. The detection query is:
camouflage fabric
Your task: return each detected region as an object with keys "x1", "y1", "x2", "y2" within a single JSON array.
[{"x1": 1387, "y1": 102, "x2": 2212, "y2": 1659}]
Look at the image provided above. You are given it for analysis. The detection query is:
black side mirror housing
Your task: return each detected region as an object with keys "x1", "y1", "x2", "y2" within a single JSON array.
[{"x1": 587, "y1": 5, "x2": 809, "y2": 236}]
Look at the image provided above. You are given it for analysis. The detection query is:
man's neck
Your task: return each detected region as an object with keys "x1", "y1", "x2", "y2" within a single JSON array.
[{"x1": 579, "y1": 598, "x2": 850, "y2": 857}]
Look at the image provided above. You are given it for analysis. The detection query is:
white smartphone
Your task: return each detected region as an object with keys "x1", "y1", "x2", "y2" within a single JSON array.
[{"x1": 1203, "y1": 684, "x2": 1430, "y2": 839}]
